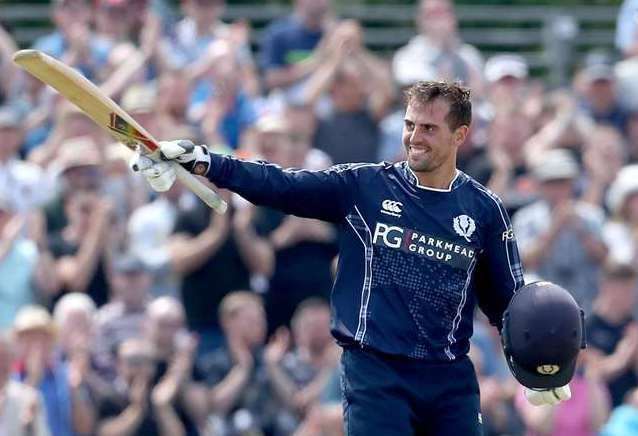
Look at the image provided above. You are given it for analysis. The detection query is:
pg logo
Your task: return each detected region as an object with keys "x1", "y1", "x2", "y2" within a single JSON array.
[{"x1": 373, "y1": 223, "x2": 404, "y2": 249}]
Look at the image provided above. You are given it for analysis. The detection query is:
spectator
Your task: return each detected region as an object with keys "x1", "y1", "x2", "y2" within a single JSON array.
[
  {"x1": 0, "y1": 107, "x2": 51, "y2": 212},
  {"x1": 574, "y1": 60, "x2": 628, "y2": 134},
  {"x1": 259, "y1": 0, "x2": 334, "y2": 93},
  {"x1": 93, "y1": 256, "x2": 152, "y2": 378},
  {"x1": 144, "y1": 297, "x2": 208, "y2": 435},
  {"x1": 581, "y1": 126, "x2": 627, "y2": 209},
  {"x1": 95, "y1": 337, "x2": 187, "y2": 436},
  {"x1": 393, "y1": 0, "x2": 484, "y2": 92},
  {"x1": 32, "y1": 0, "x2": 112, "y2": 82},
  {"x1": 483, "y1": 54, "x2": 530, "y2": 115},
  {"x1": 0, "y1": 332, "x2": 50, "y2": 436},
  {"x1": 200, "y1": 291, "x2": 273, "y2": 435},
  {"x1": 604, "y1": 165, "x2": 638, "y2": 265},
  {"x1": 264, "y1": 298, "x2": 339, "y2": 434},
  {"x1": 48, "y1": 189, "x2": 113, "y2": 308},
  {"x1": 249, "y1": 115, "x2": 337, "y2": 330},
  {"x1": 41, "y1": 134, "x2": 105, "y2": 234},
  {"x1": 303, "y1": 20, "x2": 394, "y2": 164},
  {"x1": 187, "y1": 40, "x2": 258, "y2": 150},
  {"x1": 513, "y1": 148, "x2": 608, "y2": 314},
  {"x1": 168, "y1": 188, "x2": 252, "y2": 352},
  {"x1": 0, "y1": 196, "x2": 58, "y2": 329},
  {"x1": 12, "y1": 305, "x2": 95, "y2": 436},
  {"x1": 586, "y1": 262, "x2": 638, "y2": 407}
]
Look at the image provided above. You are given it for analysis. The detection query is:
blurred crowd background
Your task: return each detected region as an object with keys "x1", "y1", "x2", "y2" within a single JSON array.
[{"x1": 2, "y1": 0, "x2": 638, "y2": 435}]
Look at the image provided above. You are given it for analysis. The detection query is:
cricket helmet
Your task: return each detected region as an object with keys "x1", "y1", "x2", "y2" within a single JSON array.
[{"x1": 501, "y1": 281, "x2": 586, "y2": 389}]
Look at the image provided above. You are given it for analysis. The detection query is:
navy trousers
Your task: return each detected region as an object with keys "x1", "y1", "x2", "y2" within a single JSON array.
[{"x1": 340, "y1": 346, "x2": 483, "y2": 436}]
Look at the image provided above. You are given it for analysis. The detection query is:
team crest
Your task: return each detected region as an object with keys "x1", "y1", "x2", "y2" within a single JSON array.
[
  {"x1": 537, "y1": 365, "x2": 560, "y2": 375},
  {"x1": 453, "y1": 215, "x2": 476, "y2": 242}
]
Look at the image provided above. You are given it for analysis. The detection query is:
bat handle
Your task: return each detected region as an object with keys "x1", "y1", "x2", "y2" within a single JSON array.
[{"x1": 173, "y1": 163, "x2": 228, "y2": 214}]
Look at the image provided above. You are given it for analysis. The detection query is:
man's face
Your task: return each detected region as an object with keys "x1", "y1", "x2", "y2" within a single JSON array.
[
  {"x1": 228, "y1": 303, "x2": 266, "y2": 348},
  {"x1": 603, "y1": 277, "x2": 637, "y2": 315},
  {"x1": 295, "y1": 308, "x2": 332, "y2": 354},
  {"x1": 0, "y1": 126, "x2": 22, "y2": 161},
  {"x1": 402, "y1": 99, "x2": 464, "y2": 173}
]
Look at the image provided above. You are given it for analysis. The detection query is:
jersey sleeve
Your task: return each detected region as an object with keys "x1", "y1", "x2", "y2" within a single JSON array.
[
  {"x1": 474, "y1": 195, "x2": 525, "y2": 330},
  {"x1": 207, "y1": 154, "x2": 355, "y2": 223}
]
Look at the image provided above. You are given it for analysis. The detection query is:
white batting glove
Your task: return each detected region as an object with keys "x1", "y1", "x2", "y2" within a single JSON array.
[
  {"x1": 159, "y1": 140, "x2": 211, "y2": 176},
  {"x1": 131, "y1": 154, "x2": 176, "y2": 192},
  {"x1": 524, "y1": 384, "x2": 571, "y2": 406}
]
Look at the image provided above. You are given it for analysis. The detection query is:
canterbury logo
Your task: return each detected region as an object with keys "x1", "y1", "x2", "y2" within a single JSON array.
[
  {"x1": 381, "y1": 200, "x2": 403, "y2": 217},
  {"x1": 453, "y1": 215, "x2": 476, "y2": 242}
]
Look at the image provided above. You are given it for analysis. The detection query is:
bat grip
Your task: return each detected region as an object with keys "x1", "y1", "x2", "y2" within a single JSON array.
[{"x1": 173, "y1": 163, "x2": 228, "y2": 213}]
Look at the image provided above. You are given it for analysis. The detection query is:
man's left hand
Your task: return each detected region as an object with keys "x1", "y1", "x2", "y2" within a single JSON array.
[{"x1": 524, "y1": 384, "x2": 571, "y2": 406}]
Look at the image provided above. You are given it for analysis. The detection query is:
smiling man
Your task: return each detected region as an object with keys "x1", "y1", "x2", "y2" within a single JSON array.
[{"x1": 132, "y1": 81, "x2": 542, "y2": 434}]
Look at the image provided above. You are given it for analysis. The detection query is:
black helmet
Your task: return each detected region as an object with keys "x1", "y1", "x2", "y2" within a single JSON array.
[{"x1": 501, "y1": 281, "x2": 586, "y2": 389}]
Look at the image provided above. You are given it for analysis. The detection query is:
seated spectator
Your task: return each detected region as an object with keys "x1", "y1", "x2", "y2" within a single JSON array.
[
  {"x1": 483, "y1": 54, "x2": 531, "y2": 115},
  {"x1": 586, "y1": 262, "x2": 638, "y2": 407},
  {"x1": 144, "y1": 297, "x2": 208, "y2": 435},
  {"x1": 513, "y1": 149, "x2": 608, "y2": 314},
  {"x1": 12, "y1": 305, "x2": 95, "y2": 436},
  {"x1": 93, "y1": 256, "x2": 152, "y2": 379},
  {"x1": 95, "y1": 337, "x2": 187, "y2": 436},
  {"x1": 0, "y1": 332, "x2": 50, "y2": 436},
  {"x1": 200, "y1": 291, "x2": 273, "y2": 434},
  {"x1": 393, "y1": 0, "x2": 484, "y2": 92}
]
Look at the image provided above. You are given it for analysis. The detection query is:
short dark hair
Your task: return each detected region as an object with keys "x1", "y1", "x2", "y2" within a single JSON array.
[{"x1": 404, "y1": 81, "x2": 472, "y2": 131}]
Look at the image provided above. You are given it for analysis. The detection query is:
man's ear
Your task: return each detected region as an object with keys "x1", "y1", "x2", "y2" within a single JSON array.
[{"x1": 453, "y1": 125, "x2": 470, "y2": 147}]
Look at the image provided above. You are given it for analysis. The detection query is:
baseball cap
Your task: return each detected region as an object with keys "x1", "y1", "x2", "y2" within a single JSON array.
[
  {"x1": 13, "y1": 305, "x2": 56, "y2": 336},
  {"x1": 531, "y1": 148, "x2": 579, "y2": 181},
  {"x1": 121, "y1": 84, "x2": 157, "y2": 114},
  {"x1": 607, "y1": 164, "x2": 638, "y2": 215},
  {"x1": 113, "y1": 254, "x2": 149, "y2": 274},
  {"x1": 53, "y1": 136, "x2": 103, "y2": 174},
  {"x1": 484, "y1": 54, "x2": 529, "y2": 83},
  {"x1": 582, "y1": 63, "x2": 615, "y2": 83},
  {"x1": 502, "y1": 281, "x2": 586, "y2": 389}
]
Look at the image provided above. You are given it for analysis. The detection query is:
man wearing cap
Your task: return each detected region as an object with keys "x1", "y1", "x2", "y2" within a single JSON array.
[
  {"x1": 12, "y1": 305, "x2": 96, "y2": 436},
  {"x1": 513, "y1": 148, "x2": 608, "y2": 314}
]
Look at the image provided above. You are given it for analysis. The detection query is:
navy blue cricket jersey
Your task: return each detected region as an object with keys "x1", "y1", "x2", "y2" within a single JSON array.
[{"x1": 207, "y1": 155, "x2": 525, "y2": 361}]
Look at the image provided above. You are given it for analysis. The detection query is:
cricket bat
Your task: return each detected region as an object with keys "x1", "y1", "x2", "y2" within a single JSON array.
[{"x1": 13, "y1": 49, "x2": 227, "y2": 214}]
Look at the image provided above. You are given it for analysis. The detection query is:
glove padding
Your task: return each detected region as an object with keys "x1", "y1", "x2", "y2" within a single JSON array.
[
  {"x1": 131, "y1": 154, "x2": 176, "y2": 192},
  {"x1": 159, "y1": 140, "x2": 211, "y2": 176},
  {"x1": 524, "y1": 385, "x2": 571, "y2": 406}
]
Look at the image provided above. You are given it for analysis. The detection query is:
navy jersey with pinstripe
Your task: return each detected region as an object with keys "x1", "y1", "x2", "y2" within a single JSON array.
[{"x1": 207, "y1": 154, "x2": 525, "y2": 361}]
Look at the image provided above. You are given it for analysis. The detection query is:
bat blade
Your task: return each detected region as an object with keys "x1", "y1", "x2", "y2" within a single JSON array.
[{"x1": 13, "y1": 49, "x2": 226, "y2": 213}]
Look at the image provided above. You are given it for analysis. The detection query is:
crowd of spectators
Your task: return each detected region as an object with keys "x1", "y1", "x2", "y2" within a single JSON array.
[{"x1": 2, "y1": 0, "x2": 638, "y2": 434}]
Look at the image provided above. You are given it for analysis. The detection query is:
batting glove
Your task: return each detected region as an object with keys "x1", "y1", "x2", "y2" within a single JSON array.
[
  {"x1": 159, "y1": 140, "x2": 211, "y2": 176},
  {"x1": 131, "y1": 154, "x2": 176, "y2": 192},
  {"x1": 524, "y1": 384, "x2": 571, "y2": 406}
]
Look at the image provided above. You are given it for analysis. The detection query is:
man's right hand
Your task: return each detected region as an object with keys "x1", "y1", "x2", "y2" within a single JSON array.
[{"x1": 131, "y1": 140, "x2": 212, "y2": 192}]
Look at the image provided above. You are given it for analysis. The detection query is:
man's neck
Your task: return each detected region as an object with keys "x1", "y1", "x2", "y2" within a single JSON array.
[
  {"x1": 295, "y1": 11, "x2": 322, "y2": 31},
  {"x1": 413, "y1": 165, "x2": 458, "y2": 190}
]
